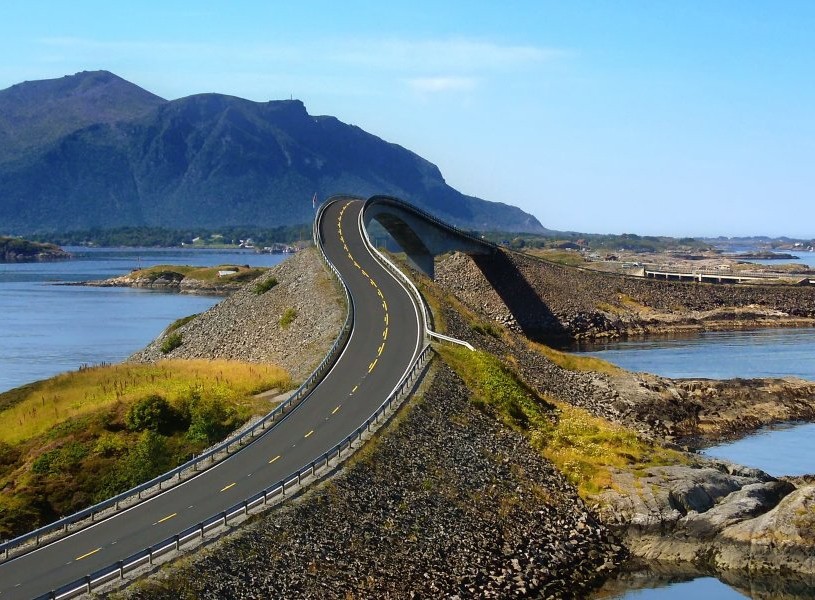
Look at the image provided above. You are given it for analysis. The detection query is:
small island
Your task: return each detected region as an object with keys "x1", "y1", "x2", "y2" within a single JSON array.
[
  {"x1": 0, "y1": 236, "x2": 70, "y2": 262},
  {"x1": 82, "y1": 263, "x2": 269, "y2": 294}
]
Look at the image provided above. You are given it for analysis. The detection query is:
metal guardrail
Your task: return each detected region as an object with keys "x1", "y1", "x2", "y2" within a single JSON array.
[
  {"x1": 33, "y1": 196, "x2": 433, "y2": 599},
  {"x1": 37, "y1": 346, "x2": 432, "y2": 600},
  {"x1": 0, "y1": 200, "x2": 355, "y2": 565}
]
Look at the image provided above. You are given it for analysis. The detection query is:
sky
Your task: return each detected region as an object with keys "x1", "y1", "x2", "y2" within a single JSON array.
[{"x1": 1, "y1": 1, "x2": 813, "y2": 238}]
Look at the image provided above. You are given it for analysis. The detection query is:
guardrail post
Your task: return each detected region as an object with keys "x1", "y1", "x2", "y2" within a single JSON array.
[
  {"x1": 223, "y1": 511, "x2": 228, "y2": 526},
  {"x1": 149, "y1": 548, "x2": 153, "y2": 565},
  {"x1": 175, "y1": 534, "x2": 180, "y2": 551},
  {"x1": 119, "y1": 560, "x2": 124, "y2": 579},
  {"x1": 86, "y1": 574, "x2": 91, "y2": 593},
  {"x1": 244, "y1": 501, "x2": 249, "y2": 515},
  {"x1": 200, "y1": 523, "x2": 205, "y2": 538}
]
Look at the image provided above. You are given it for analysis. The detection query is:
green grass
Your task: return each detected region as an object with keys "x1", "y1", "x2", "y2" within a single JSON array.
[
  {"x1": 160, "y1": 332, "x2": 183, "y2": 354},
  {"x1": 253, "y1": 276, "x2": 279, "y2": 295},
  {"x1": 529, "y1": 341, "x2": 621, "y2": 375},
  {"x1": 166, "y1": 313, "x2": 198, "y2": 334},
  {"x1": 438, "y1": 346, "x2": 684, "y2": 497},
  {"x1": 0, "y1": 359, "x2": 292, "y2": 538},
  {"x1": 280, "y1": 307, "x2": 297, "y2": 328}
]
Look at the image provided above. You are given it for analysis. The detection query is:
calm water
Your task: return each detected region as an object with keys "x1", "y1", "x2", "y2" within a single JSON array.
[
  {"x1": 0, "y1": 247, "x2": 286, "y2": 394},
  {"x1": 578, "y1": 328, "x2": 815, "y2": 599}
]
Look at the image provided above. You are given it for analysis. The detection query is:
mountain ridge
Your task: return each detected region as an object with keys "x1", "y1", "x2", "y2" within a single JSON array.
[{"x1": 0, "y1": 71, "x2": 544, "y2": 234}]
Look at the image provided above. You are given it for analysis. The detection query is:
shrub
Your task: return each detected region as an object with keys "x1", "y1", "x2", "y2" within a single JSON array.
[
  {"x1": 166, "y1": 314, "x2": 197, "y2": 334},
  {"x1": 126, "y1": 394, "x2": 182, "y2": 434},
  {"x1": 186, "y1": 393, "x2": 238, "y2": 444},
  {"x1": 160, "y1": 332, "x2": 182, "y2": 354},
  {"x1": 279, "y1": 307, "x2": 297, "y2": 328},
  {"x1": 254, "y1": 276, "x2": 278, "y2": 295}
]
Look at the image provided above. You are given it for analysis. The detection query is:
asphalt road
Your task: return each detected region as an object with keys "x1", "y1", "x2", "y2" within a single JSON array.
[{"x1": 0, "y1": 198, "x2": 423, "y2": 599}]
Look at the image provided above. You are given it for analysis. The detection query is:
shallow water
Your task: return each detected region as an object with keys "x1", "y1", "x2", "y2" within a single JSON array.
[
  {"x1": 0, "y1": 247, "x2": 286, "y2": 394},
  {"x1": 576, "y1": 329, "x2": 815, "y2": 598}
]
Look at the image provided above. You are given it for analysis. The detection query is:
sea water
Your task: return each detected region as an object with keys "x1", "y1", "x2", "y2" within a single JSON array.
[{"x1": 0, "y1": 247, "x2": 287, "y2": 394}]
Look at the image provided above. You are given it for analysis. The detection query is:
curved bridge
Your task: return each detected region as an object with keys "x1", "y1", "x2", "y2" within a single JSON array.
[{"x1": 362, "y1": 195, "x2": 498, "y2": 279}]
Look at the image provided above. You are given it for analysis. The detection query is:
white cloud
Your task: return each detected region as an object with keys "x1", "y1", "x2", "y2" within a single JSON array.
[{"x1": 407, "y1": 76, "x2": 478, "y2": 93}]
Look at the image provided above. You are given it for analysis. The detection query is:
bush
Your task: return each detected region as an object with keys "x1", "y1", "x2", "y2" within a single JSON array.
[
  {"x1": 186, "y1": 393, "x2": 238, "y2": 444},
  {"x1": 166, "y1": 314, "x2": 197, "y2": 334},
  {"x1": 160, "y1": 332, "x2": 183, "y2": 354},
  {"x1": 254, "y1": 276, "x2": 278, "y2": 295},
  {"x1": 279, "y1": 307, "x2": 297, "y2": 328},
  {"x1": 126, "y1": 394, "x2": 184, "y2": 434}
]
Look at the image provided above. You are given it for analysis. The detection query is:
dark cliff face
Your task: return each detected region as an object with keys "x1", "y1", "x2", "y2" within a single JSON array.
[{"x1": 0, "y1": 72, "x2": 544, "y2": 234}]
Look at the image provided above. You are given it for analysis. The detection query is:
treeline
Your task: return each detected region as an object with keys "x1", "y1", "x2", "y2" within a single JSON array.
[
  {"x1": 481, "y1": 231, "x2": 713, "y2": 253},
  {"x1": 29, "y1": 224, "x2": 312, "y2": 248}
]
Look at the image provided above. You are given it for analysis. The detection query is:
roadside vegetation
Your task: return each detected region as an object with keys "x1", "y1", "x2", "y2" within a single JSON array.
[
  {"x1": 438, "y1": 346, "x2": 684, "y2": 497},
  {"x1": 528, "y1": 341, "x2": 621, "y2": 376},
  {"x1": 0, "y1": 360, "x2": 291, "y2": 538}
]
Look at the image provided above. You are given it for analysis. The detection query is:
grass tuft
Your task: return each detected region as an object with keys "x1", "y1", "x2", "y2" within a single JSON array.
[{"x1": 279, "y1": 307, "x2": 297, "y2": 328}]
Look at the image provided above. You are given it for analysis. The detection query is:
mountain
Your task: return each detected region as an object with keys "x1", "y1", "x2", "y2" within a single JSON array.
[{"x1": 0, "y1": 71, "x2": 544, "y2": 234}]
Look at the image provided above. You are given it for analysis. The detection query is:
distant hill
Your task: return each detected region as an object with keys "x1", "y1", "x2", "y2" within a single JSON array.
[{"x1": 0, "y1": 71, "x2": 544, "y2": 234}]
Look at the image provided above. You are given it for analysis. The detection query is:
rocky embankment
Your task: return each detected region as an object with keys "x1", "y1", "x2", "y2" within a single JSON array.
[
  {"x1": 435, "y1": 250, "x2": 815, "y2": 341},
  {"x1": 424, "y1": 272, "x2": 815, "y2": 581},
  {"x1": 125, "y1": 364, "x2": 624, "y2": 599},
  {"x1": 130, "y1": 248, "x2": 344, "y2": 380},
  {"x1": 84, "y1": 264, "x2": 267, "y2": 295}
]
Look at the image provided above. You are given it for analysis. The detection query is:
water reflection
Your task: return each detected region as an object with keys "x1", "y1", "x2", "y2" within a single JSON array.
[{"x1": 593, "y1": 560, "x2": 815, "y2": 599}]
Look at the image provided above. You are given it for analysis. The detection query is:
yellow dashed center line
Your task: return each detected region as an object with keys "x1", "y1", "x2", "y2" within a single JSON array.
[
  {"x1": 304, "y1": 430, "x2": 314, "y2": 439},
  {"x1": 377, "y1": 288, "x2": 383, "y2": 299},
  {"x1": 384, "y1": 311, "x2": 389, "y2": 324},
  {"x1": 368, "y1": 358, "x2": 378, "y2": 373},
  {"x1": 332, "y1": 406, "x2": 341, "y2": 415},
  {"x1": 352, "y1": 384, "x2": 358, "y2": 393},
  {"x1": 369, "y1": 278, "x2": 376, "y2": 287},
  {"x1": 269, "y1": 455, "x2": 281, "y2": 464},
  {"x1": 382, "y1": 300, "x2": 388, "y2": 312},
  {"x1": 378, "y1": 343, "x2": 384, "y2": 357},
  {"x1": 220, "y1": 482, "x2": 236, "y2": 492},
  {"x1": 361, "y1": 269, "x2": 369, "y2": 278},
  {"x1": 383, "y1": 327, "x2": 388, "y2": 340},
  {"x1": 75, "y1": 548, "x2": 101, "y2": 561},
  {"x1": 156, "y1": 513, "x2": 177, "y2": 524}
]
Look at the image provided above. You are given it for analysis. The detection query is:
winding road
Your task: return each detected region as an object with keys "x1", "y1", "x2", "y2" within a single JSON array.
[{"x1": 0, "y1": 197, "x2": 424, "y2": 599}]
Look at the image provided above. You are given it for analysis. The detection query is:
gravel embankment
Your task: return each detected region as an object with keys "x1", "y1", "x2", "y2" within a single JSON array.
[
  {"x1": 435, "y1": 250, "x2": 815, "y2": 340},
  {"x1": 124, "y1": 364, "x2": 625, "y2": 599},
  {"x1": 130, "y1": 248, "x2": 344, "y2": 380}
]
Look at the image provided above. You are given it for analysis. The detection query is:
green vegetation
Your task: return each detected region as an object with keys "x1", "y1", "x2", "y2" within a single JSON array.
[
  {"x1": 529, "y1": 342, "x2": 621, "y2": 376},
  {"x1": 0, "y1": 359, "x2": 291, "y2": 537},
  {"x1": 0, "y1": 236, "x2": 67, "y2": 260},
  {"x1": 279, "y1": 307, "x2": 297, "y2": 328},
  {"x1": 166, "y1": 313, "x2": 198, "y2": 334},
  {"x1": 31, "y1": 224, "x2": 312, "y2": 248},
  {"x1": 129, "y1": 264, "x2": 267, "y2": 284},
  {"x1": 254, "y1": 276, "x2": 279, "y2": 295},
  {"x1": 160, "y1": 332, "x2": 183, "y2": 354},
  {"x1": 479, "y1": 231, "x2": 713, "y2": 254},
  {"x1": 438, "y1": 346, "x2": 684, "y2": 497}
]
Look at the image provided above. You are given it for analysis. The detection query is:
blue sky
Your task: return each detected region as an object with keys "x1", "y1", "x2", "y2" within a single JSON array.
[{"x1": 1, "y1": 1, "x2": 813, "y2": 237}]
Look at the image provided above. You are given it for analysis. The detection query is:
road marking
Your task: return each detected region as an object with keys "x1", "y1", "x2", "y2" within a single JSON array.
[
  {"x1": 383, "y1": 327, "x2": 388, "y2": 340},
  {"x1": 368, "y1": 358, "x2": 378, "y2": 373},
  {"x1": 383, "y1": 300, "x2": 388, "y2": 312},
  {"x1": 220, "y1": 482, "x2": 236, "y2": 492},
  {"x1": 353, "y1": 260, "x2": 361, "y2": 269},
  {"x1": 361, "y1": 269, "x2": 369, "y2": 277},
  {"x1": 156, "y1": 513, "x2": 177, "y2": 524},
  {"x1": 351, "y1": 384, "x2": 358, "y2": 393},
  {"x1": 332, "y1": 406, "x2": 341, "y2": 415},
  {"x1": 75, "y1": 548, "x2": 101, "y2": 561},
  {"x1": 304, "y1": 429, "x2": 314, "y2": 438},
  {"x1": 377, "y1": 288, "x2": 383, "y2": 299},
  {"x1": 269, "y1": 455, "x2": 281, "y2": 464},
  {"x1": 378, "y1": 343, "x2": 384, "y2": 356},
  {"x1": 384, "y1": 311, "x2": 389, "y2": 324},
  {"x1": 369, "y1": 278, "x2": 376, "y2": 287}
]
